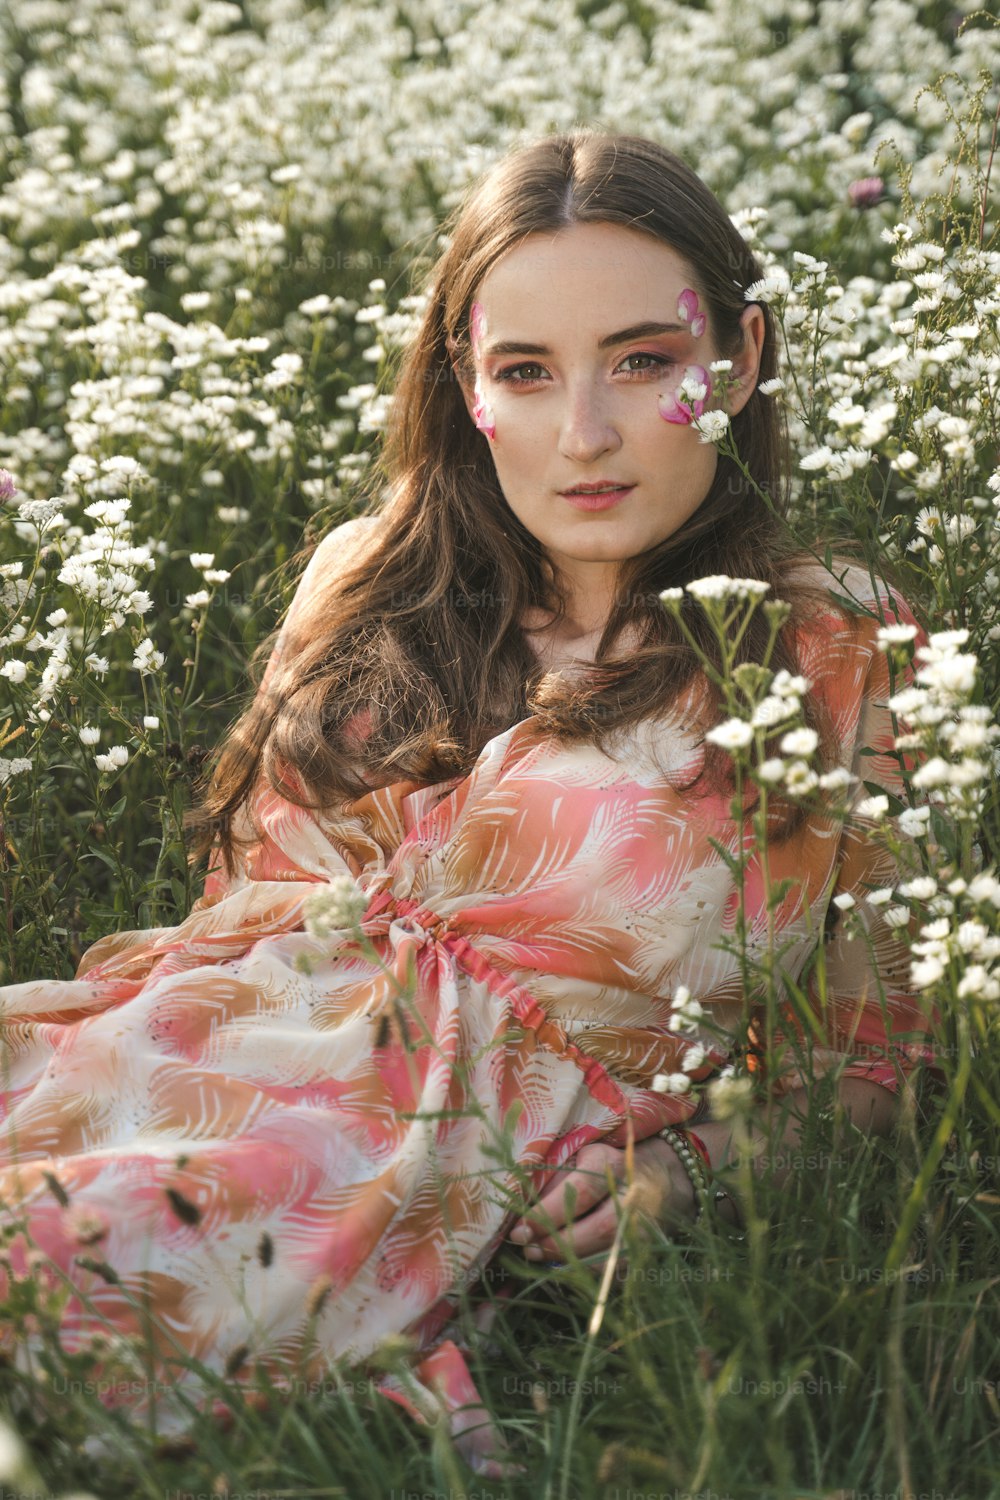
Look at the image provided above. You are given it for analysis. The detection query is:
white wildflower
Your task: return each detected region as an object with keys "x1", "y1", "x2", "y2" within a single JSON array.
[
  {"x1": 95, "y1": 745, "x2": 129, "y2": 773},
  {"x1": 779, "y1": 728, "x2": 819, "y2": 757},
  {"x1": 693, "y1": 409, "x2": 731, "y2": 443},
  {"x1": 132, "y1": 639, "x2": 165, "y2": 674},
  {"x1": 302, "y1": 875, "x2": 368, "y2": 937},
  {"x1": 876, "y1": 623, "x2": 919, "y2": 649},
  {"x1": 968, "y1": 874, "x2": 1000, "y2": 908},
  {"x1": 898, "y1": 806, "x2": 932, "y2": 836},
  {"x1": 855, "y1": 795, "x2": 890, "y2": 820},
  {"x1": 651, "y1": 1072, "x2": 692, "y2": 1095},
  {"x1": 910, "y1": 956, "x2": 945, "y2": 989},
  {"x1": 752, "y1": 696, "x2": 791, "y2": 728},
  {"x1": 957, "y1": 967, "x2": 1000, "y2": 1002},
  {"x1": 0, "y1": 756, "x2": 32, "y2": 785},
  {"x1": 756, "y1": 758, "x2": 786, "y2": 783},
  {"x1": 784, "y1": 761, "x2": 819, "y2": 795},
  {"x1": 705, "y1": 719, "x2": 754, "y2": 751},
  {"x1": 771, "y1": 671, "x2": 809, "y2": 699},
  {"x1": 299, "y1": 294, "x2": 334, "y2": 317},
  {"x1": 707, "y1": 1072, "x2": 754, "y2": 1119},
  {"x1": 900, "y1": 876, "x2": 938, "y2": 900},
  {"x1": 883, "y1": 906, "x2": 912, "y2": 929},
  {"x1": 686, "y1": 576, "x2": 770, "y2": 602}
]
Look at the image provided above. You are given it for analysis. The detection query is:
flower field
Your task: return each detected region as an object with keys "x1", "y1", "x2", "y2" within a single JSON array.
[{"x1": 0, "y1": 0, "x2": 998, "y2": 1496}]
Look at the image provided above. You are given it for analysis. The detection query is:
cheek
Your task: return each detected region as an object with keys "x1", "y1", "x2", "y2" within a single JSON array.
[{"x1": 488, "y1": 399, "x2": 552, "y2": 457}]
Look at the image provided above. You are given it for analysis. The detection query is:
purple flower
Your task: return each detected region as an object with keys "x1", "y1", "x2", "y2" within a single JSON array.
[
  {"x1": 848, "y1": 177, "x2": 885, "y2": 210},
  {"x1": 0, "y1": 469, "x2": 17, "y2": 502}
]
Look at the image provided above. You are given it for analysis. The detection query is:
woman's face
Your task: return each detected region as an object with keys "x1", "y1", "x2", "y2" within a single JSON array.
[{"x1": 458, "y1": 221, "x2": 764, "y2": 597}]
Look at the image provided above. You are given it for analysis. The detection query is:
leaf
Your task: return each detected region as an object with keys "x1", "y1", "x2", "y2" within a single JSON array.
[
  {"x1": 862, "y1": 782, "x2": 905, "y2": 813},
  {"x1": 81, "y1": 848, "x2": 123, "y2": 873},
  {"x1": 165, "y1": 1186, "x2": 202, "y2": 1226},
  {"x1": 827, "y1": 591, "x2": 879, "y2": 620},
  {"x1": 42, "y1": 1169, "x2": 70, "y2": 1207}
]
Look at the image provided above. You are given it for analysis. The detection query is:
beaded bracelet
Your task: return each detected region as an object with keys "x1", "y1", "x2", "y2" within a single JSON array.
[
  {"x1": 658, "y1": 1125, "x2": 712, "y2": 1222},
  {"x1": 658, "y1": 1124, "x2": 747, "y2": 1238}
]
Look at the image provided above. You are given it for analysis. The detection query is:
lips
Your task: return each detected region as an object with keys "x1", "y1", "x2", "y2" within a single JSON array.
[
  {"x1": 561, "y1": 485, "x2": 634, "y2": 511},
  {"x1": 559, "y1": 482, "x2": 633, "y2": 494}
]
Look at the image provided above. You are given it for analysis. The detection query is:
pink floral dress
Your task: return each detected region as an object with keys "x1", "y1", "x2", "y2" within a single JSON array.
[{"x1": 0, "y1": 558, "x2": 941, "y2": 1455}]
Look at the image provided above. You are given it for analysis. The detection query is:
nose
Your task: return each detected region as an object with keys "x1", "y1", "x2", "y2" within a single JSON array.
[{"x1": 558, "y1": 380, "x2": 622, "y2": 464}]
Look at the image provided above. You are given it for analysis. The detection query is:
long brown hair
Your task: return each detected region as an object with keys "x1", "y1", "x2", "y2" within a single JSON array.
[{"x1": 186, "y1": 129, "x2": 845, "y2": 881}]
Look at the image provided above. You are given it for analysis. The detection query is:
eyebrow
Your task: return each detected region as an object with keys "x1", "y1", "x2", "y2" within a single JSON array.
[{"x1": 483, "y1": 321, "x2": 689, "y2": 356}]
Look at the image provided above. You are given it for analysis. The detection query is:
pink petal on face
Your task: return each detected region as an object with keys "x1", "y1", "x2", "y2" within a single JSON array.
[
  {"x1": 472, "y1": 374, "x2": 496, "y2": 439},
  {"x1": 657, "y1": 390, "x2": 692, "y2": 425},
  {"x1": 690, "y1": 312, "x2": 706, "y2": 337},
  {"x1": 677, "y1": 288, "x2": 700, "y2": 323},
  {"x1": 473, "y1": 401, "x2": 496, "y2": 440},
  {"x1": 470, "y1": 301, "x2": 488, "y2": 360}
]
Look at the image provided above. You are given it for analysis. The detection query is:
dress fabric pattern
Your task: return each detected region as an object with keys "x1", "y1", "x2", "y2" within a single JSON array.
[{"x1": 0, "y1": 564, "x2": 941, "y2": 1438}]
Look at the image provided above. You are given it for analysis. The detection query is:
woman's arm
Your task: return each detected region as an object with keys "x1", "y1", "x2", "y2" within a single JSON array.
[
  {"x1": 507, "y1": 1074, "x2": 901, "y2": 1258},
  {"x1": 508, "y1": 585, "x2": 942, "y2": 1262}
]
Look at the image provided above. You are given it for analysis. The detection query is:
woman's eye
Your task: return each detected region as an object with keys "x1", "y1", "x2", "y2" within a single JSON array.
[
  {"x1": 494, "y1": 362, "x2": 546, "y2": 383},
  {"x1": 492, "y1": 352, "x2": 673, "y2": 385},
  {"x1": 620, "y1": 352, "x2": 673, "y2": 377}
]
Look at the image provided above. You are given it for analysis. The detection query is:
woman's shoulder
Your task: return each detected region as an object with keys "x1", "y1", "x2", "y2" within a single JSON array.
[
  {"x1": 782, "y1": 553, "x2": 919, "y2": 631},
  {"x1": 780, "y1": 554, "x2": 923, "y2": 713},
  {"x1": 293, "y1": 511, "x2": 383, "y2": 597},
  {"x1": 278, "y1": 512, "x2": 384, "y2": 648},
  {"x1": 307, "y1": 511, "x2": 383, "y2": 570}
]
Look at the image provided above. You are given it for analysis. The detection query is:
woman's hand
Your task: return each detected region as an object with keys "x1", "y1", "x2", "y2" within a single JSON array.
[{"x1": 505, "y1": 1135, "x2": 697, "y2": 1265}]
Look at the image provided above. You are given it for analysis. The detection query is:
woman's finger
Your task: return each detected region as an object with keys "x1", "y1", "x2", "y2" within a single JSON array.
[
  {"x1": 508, "y1": 1144, "x2": 627, "y2": 1242},
  {"x1": 528, "y1": 1196, "x2": 625, "y2": 1262}
]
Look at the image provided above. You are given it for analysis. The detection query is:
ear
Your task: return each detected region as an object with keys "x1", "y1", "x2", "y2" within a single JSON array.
[{"x1": 725, "y1": 303, "x2": 766, "y2": 418}]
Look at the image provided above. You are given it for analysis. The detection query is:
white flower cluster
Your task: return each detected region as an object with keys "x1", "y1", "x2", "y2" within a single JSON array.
[
  {"x1": 56, "y1": 498, "x2": 154, "y2": 631},
  {"x1": 301, "y1": 874, "x2": 369, "y2": 938},
  {"x1": 684, "y1": 576, "x2": 772, "y2": 603},
  {"x1": 883, "y1": 626, "x2": 1000, "y2": 824},
  {"x1": 706, "y1": 1068, "x2": 755, "y2": 1121},
  {"x1": 0, "y1": 755, "x2": 33, "y2": 786},
  {"x1": 696, "y1": 655, "x2": 849, "y2": 801},
  {"x1": 94, "y1": 745, "x2": 130, "y2": 774},
  {"x1": 692, "y1": 410, "x2": 732, "y2": 444},
  {"x1": 893, "y1": 871, "x2": 1000, "y2": 1000},
  {"x1": 755, "y1": 211, "x2": 1000, "y2": 657},
  {"x1": 652, "y1": 984, "x2": 708, "y2": 1094}
]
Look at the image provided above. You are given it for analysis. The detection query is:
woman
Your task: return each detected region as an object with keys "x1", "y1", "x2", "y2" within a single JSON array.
[{"x1": 0, "y1": 131, "x2": 940, "y2": 1472}]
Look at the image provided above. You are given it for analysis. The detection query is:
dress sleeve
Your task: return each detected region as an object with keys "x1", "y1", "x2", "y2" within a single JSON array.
[{"x1": 759, "y1": 586, "x2": 947, "y2": 1104}]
